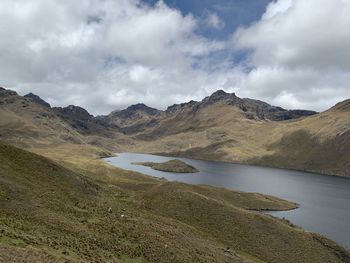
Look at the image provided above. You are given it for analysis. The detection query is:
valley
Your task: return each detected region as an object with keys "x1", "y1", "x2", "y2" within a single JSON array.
[
  {"x1": 1, "y1": 86, "x2": 349, "y2": 262},
  {"x1": 2, "y1": 1, "x2": 350, "y2": 262},
  {"x1": 1, "y1": 87, "x2": 348, "y2": 177}
]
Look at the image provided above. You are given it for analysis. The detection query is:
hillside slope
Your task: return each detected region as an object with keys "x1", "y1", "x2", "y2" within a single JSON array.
[
  {"x1": 0, "y1": 87, "x2": 348, "y2": 176},
  {"x1": 0, "y1": 87, "x2": 131, "y2": 151},
  {"x1": 250, "y1": 101, "x2": 350, "y2": 176},
  {"x1": 127, "y1": 92, "x2": 349, "y2": 177},
  {"x1": 1, "y1": 142, "x2": 349, "y2": 262}
]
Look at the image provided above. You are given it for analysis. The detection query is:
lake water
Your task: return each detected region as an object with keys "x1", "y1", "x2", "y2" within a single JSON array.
[{"x1": 105, "y1": 152, "x2": 350, "y2": 249}]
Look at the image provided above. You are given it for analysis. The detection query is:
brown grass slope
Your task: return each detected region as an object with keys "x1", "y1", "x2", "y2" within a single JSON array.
[
  {"x1": 0, "y1": 142, "x2": 241, "y2": 262},
  {"x1": 250, "y1": 100, "x2": 350, "y2": 176},
  {"x1": 0, "y1": 87, "x2": 132, "y2": 152},
  {"x1": 1, "y1": 142, "x2": 350, "y2": 262},
  {"x1": 130, "y1": 98, "x2": 350, "y2": 177},
  {"x1": 0, "y1": 88, "x2": 86, "y2": 147},
  {"x1": 1, "y1": 87, "x2": 348, "y2": 176}
]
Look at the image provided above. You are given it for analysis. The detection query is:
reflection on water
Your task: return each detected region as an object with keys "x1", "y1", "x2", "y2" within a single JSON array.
[{"x1": 105, "y1": 153, "x2": 350, "y2": 249}]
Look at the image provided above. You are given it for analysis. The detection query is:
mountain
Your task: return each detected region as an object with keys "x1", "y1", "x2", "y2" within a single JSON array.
[
  {"x1": 0, "y1": 87, "x2": 86, "y2": 147},
  {"x1": 166, "y1": 90, "x2": 317, "y2": 121},
  {"x1": 0, "y1": 87, "x2": 348, "y2": 176},
  {"x1": 124, "y1": 91, "x2": 349, "y2": 177},
  {"x1": 24, "y1": 92, "x2": 51, "y2": 108},
  {"x1": 53, "y1": 105, "x2": 96, "y2": 134},
  {"x1": 0, "y1": 87, "x2": 130, "y2": 151},
  {"x1": 101, "y1": 103, "x2": 163, "y2": 134},
  {"x1": 101, "y1": 90, "x2": 316, "y2": 136},
  {"x1": 251, "y1": 99, "x2": 350, "y2": 176}
]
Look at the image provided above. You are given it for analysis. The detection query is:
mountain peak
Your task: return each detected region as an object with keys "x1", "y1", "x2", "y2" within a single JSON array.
[
  {"x1": 211, "y1": 90, "x2": 232, "y2": 97},
  {"x1": 0, "y1": 87, "x2": 18, "y2": 97},
  {"x1": 115, "y1": 103, "x2": 162, "y2": 118},
  {"x1": 24, "y1": 93, "x2": 51, "y2": 108},
  {"x1": 202, "y1": 89, "x2": 238, "y2": 105},
  {"x1": 209, "y1": 90, "x2": 237, "y2": 100},
  {"x1": 55, "y1": 105, "x2": 93, "y2": 121},
  {"x1": 126, "y1": 103, "x2": 153, "y2": 111}
]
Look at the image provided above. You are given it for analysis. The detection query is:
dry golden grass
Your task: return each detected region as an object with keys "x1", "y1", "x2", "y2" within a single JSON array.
[{"x1": 128, "y1": 101, "x2": 350, "y2": 176}]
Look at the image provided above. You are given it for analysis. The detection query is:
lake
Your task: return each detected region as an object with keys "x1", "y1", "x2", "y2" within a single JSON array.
[{"x1": 105, "y1": 152, "x2": 350, "y2": 249}]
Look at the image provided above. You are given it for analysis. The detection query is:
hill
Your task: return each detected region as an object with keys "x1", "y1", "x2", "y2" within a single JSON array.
[
  {"x1": 0, "y1": 87, "x2": 132, "y2": 152},
  {"x1": 0, "y1": 86, "x2": 349, "y2": 177},
  {"x1": 126, "y1": 91, "x2": 349, "y2": 177},
  {"x1": 1, "y1": 142, "x2": 349, "y2": 262}
]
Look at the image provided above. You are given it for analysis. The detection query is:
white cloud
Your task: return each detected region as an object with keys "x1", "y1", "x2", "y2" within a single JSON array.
[
  {"x1": 230, "y1": 0, "x2": 350, "y2": 110},
  {"x1": 0, "y1": 0, "x2": 226, "y2": 114},
  {"x1": 0, "y1": 0, "x2": 349, "y2": 114},
  {"x1": 203, "y1": 11, "x2": 225, "y2": 29}
]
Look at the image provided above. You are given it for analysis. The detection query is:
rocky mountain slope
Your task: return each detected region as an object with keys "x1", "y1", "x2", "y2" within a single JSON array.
[
  {"x1": 0, "y1": 87, "x2": 349, "y2": 176},
  {"x1": 0, "y1": 87, "x2": 131, "y2": 151},
  {"x1": 104, "y1": 90, "x2": 317, "y2": 136},
  {"x1": 124, "y1": 91, "x2": 349, "y2": 177}
]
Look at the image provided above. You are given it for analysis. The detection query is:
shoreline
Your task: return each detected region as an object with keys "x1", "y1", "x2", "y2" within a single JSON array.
[{"x1": 125, "y1": 150, "x2": 350, "y2": 179}]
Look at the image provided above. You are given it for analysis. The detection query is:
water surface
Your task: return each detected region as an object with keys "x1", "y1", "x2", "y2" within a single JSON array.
[{"x1": 105, "y1": 152, "x2": 350, "y2": 249}]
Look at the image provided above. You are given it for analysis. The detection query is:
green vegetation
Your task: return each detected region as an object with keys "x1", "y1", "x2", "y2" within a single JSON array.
[
  {"x1": 133, "y1": 159, "x2": 199, "y2": 173},
  {"x1": 1, "y1": 142, "x2": 349, "y2": 262}
]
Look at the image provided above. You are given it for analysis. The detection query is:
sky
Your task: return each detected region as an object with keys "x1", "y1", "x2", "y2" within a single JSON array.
[{"x1": 0, "y1": 0, "x2": 349, "y2": 115}]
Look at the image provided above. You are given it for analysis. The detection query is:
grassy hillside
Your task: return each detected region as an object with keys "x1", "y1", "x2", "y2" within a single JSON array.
[
  {"x1": 1, "y1": 142, "x2": 350, "y2": 262},
  {"x1": 129, "y1": 99, "x2": 350, "y2": 177},
  {"x1": 1, "y1": 142, "x2": 349, "y2": 262},
  {"x1": 1, "y1": 87, "x2": 348, "y2": 176},
  {"x1": 0, "y1": 88, "x2": 132, "y2": 152},
  {"x1": 250, "y1": 100, "x2": 350, "y2": 176}
]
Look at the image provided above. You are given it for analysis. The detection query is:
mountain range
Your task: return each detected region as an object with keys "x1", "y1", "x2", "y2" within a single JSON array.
[{"x1": 0, "y1": 86, "x2": 349, "y2": 177}]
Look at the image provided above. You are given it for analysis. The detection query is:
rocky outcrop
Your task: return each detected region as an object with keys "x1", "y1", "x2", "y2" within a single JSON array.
[
  {"x1": 55, "y1": 105, "x2": 93, "y2": 122},
  {"x1": 111, "y1": 103, "x2": 162, "y2": 119},
  {"x1": 53, "y1": 105, "x2": 99, "y2": 134},
  {"x1": 165, "y1": 90, "x2": 317, "y2": 121},
  {"x1": 24, "y1": 93, "x2": 51, "y2": 108}
]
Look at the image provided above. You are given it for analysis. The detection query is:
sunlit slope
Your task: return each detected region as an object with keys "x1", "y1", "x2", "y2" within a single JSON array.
[
  {"x1": 0, "y1": 88, "x2": 86, "y2": 147},
  {"x1": 251, "y1": 100, "x2": 350, "y2": 176},
  {"x1": 132, "y1": 99, "x2": 350, "y2": 176},
  {"x1": 0, "y1": 87, "x2": 131, "y2": 152}
]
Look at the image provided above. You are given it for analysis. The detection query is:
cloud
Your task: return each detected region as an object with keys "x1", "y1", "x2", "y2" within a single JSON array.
[
  {"x1": 203, "y1": 11, "x2": 225, "y2": 29},
  {"x1": 0, "y1": 0, "x2": 226, "y2": 114},
  {"x1": 231, "y1": 0, "x2": 350, "y2": 110},
  {"x1": 0, "y1": 0, "x2": 349, "y2": 114}
]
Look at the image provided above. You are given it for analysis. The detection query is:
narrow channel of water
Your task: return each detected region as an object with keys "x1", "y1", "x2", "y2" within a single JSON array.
[{"x1": 105, "y1": 152, "x2": 350, "y2": 249}]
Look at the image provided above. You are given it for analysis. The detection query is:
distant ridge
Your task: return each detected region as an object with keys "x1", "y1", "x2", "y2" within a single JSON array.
[
  {"x1": 165, "y1": 89, "x2": 317, "y2": 121},
  {"x1": 0, "y1": 86, "x2": 348, "y2": 176}
]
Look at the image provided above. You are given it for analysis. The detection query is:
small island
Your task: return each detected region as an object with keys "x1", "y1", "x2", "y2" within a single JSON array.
[{"x1": 133, "y1": 159, "x2": 199, "y2": 173}]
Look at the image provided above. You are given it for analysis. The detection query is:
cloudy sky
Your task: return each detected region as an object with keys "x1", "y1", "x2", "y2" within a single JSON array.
[{"x1": 1, "y1": 0, "x2": 349, "y2": 115}]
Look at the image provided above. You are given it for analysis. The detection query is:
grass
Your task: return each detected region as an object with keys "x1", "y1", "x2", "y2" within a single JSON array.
[
  {"x1": 133, "y1": 159, "x2": 199, "y2": 173},
  {"x1": 1, "y1": 141, "x2": 349, "y2": 262},
  {"x1": 128, "y1": 101, "x2": 350, "y2": 177}
]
